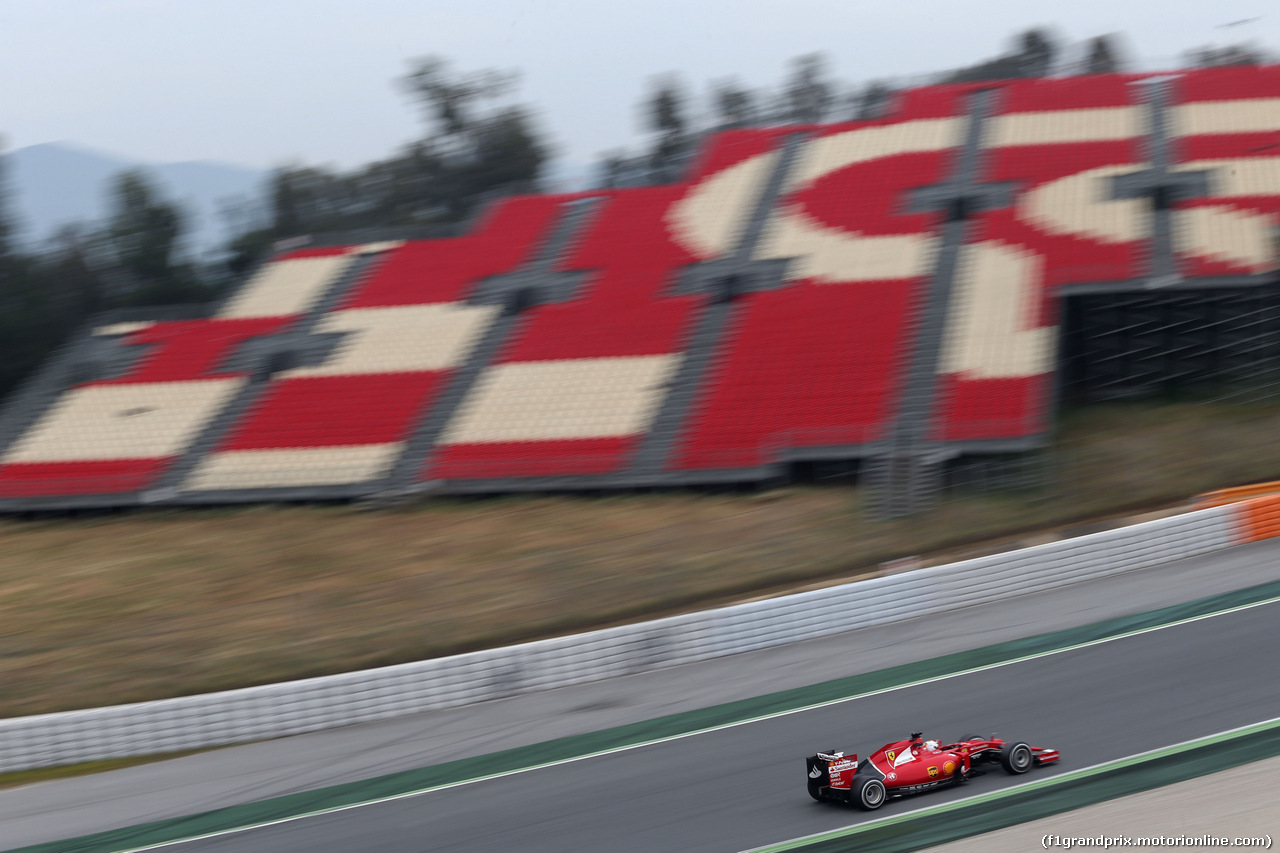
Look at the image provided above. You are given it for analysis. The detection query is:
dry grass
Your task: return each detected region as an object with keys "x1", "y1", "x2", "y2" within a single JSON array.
[{"x1": 4, "y1": 399, "x2": 1280, "y2": 720}]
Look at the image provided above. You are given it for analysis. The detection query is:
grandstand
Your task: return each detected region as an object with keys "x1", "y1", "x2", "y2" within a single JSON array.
[{"x1": 2, "y1": 67, "x2": 1279, "y2": 514}]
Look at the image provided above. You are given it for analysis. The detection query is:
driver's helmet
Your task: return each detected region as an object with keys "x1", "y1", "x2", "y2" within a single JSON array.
[{"x1": 924, "y1": 740, "x2": 939, "y2": 751}]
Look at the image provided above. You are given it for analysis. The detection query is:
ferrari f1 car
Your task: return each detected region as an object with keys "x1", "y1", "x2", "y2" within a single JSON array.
[{"x1": 806, "y1": 731, "x2": 1059, "y2": 810}]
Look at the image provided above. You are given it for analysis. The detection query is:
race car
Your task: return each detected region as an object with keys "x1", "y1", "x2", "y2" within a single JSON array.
[{"x1": 806, "y1": 731, "x2": 1060, "y2": 810}]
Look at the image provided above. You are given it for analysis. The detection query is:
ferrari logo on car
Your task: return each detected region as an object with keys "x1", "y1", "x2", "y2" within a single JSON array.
[
  {"x1": 886, "y1": 751, "x2": 896, "y2": 762},
  {"x1": 943, "y1": 760, "x2": 956, "y2": 775},
  {"x1": 927, "y1": 766, "x2": 939, "y2": 778}
]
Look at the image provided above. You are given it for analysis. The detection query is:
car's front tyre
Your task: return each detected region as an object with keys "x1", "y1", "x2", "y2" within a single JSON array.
[
  {"x1": 850, "y1": 775, "x2": 886, "y2": 810},
  {"x1": 999, "y1": 741, "x2": 1034, "y2": 775}
]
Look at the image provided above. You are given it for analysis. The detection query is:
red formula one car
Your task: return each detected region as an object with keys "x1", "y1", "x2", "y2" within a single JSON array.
[{"x1": 806, "y1": 731, "x2": 1059, "y2": 810}]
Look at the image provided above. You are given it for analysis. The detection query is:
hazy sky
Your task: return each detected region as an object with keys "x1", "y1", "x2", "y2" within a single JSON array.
[{"x1": 1, "y1": 0, "x2": 1274, "y2": 175}]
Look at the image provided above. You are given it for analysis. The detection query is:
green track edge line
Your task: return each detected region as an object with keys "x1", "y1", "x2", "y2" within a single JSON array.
[
  {"x1": 11, "y1": 578, "x2": 1280, "y2": 853},
  {"x1": 746, "y1": 716, "x2": 1280, "y2": 853}
]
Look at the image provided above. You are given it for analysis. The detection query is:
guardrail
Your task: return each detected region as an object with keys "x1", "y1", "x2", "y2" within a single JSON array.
[{"x1": 0, "y1": 501, "x2": 1257, "y2": 773}]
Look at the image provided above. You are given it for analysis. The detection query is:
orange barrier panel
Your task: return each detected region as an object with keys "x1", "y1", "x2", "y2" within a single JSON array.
[
  {"x1": 1237, "y1": 494, "x2": 1280, "y2": 543},
  {"x1": 1194, "y1": 481, "x2": 1280, "y2": 510}
]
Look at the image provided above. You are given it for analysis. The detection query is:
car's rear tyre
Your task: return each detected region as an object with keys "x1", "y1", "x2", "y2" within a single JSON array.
[
  {"x1": 850, "y1": 776, "x2": 886, "y2": 810},
  {"x1": 960, "y1": 733, "x2": 984, "y2": 742},
  {"x1": 999, "y1": 741, "x2": 1033, "y2": 774}
]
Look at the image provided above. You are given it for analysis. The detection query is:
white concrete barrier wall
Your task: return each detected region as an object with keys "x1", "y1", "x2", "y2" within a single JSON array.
[{"x1": 0, "y1": 504, "x2": 1243, "y2": 773}]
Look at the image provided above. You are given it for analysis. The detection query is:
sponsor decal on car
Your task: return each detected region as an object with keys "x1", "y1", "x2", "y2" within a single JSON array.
[
  {"x1": 829, "y1": 759, "x2": 857, "y2": 773},
  {"x1": 886, "y1": 772, "x2": 897, "y2": 781},
  {"x1": 943, "y1": 760, "x2": 956, "y2": 776},
  {"x1": 927, "y1": 766, "x2": 939, "y2": 778},
  {"x1": 808, "y1": 766, "x2": 823, "y2": 778},
  {"x1": 886, "y1": 750, "x2": 896, "y2": 763}
]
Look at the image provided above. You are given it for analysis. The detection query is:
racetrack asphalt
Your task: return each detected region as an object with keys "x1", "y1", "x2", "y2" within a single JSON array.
[
  {"x1": 157, "y1": 594, "x2": 1280, "y2": 852},
  {"x1": 4, "y1": 538, "x2": 1279, "y2": 852}
]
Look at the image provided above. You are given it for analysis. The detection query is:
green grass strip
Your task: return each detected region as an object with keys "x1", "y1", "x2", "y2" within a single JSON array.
[
  {"x1": 12, "y1": 578, "x2": 1280, "y2": 853},
  {"x1": 748, "y1": 717, "x2": 1280, "y2": 852}
]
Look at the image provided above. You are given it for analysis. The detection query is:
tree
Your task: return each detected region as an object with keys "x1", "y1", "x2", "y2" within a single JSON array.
[
  {"x1": 0, "y1": 138, "x2": 33, "y2": 397},
  {"x1": 44, "y1": 224, "x2": 109, "y2": 318},
  {"x1": 597, "y1": 152, "x2": 625, "y2": 189},
  {"x1": 946, "y1": 26, "x2": 1059, "y2": 82},
  {"x1": 645, "y1": 74, "x2": 689, "y2": 179},
  {"x1": 946, "y1": 56, "x2": 1020, "y2": 83},
  {"x1": 785, "y1": 53, "x2": 834, "y2": 124},
  {"x1": 0, "y1": 136, "x2": 13, "y2": 262},
  {"x1": 855, "y1": 81, "x2": 894, "y2": 120},
  {"x1": 1184, "y1": 42, "x2": 1269, "y2": 68},
  {"x1": 0, "y1": 221, "x2": 110, "y2": 401},
  {"x1": 106, "y1": 169, "x2": 201, "y2": 305},
  {"x1": 1017, "y1": 27, "x2": 1058, "y2": 78},
  {"x1": 713, "y1": 78, "x2": 756, "y2": 128},
  {"x1": 646, "y1": 74, "x2": 687, "y2": 138},
  {"x1": 467, "y1": 107, "x2": 546, "y2": 193},
  {"x1": 401, "y1": 56, "x2": 516, "y2": 145},
  {"x1": 269, "y1": 165, "x2": 344, "y2": 236},
  {"x1": 0, "y1": 257, "x2": 55, "y2": 399},
  {"x1": 400, "y1": 56, "x2": 547, "y2": 219},
  {"x1": 1083, "y1": 35, "x2": 1123, "y2": 74}
]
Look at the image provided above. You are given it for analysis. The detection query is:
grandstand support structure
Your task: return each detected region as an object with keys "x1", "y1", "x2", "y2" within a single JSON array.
[
  {"x1": 630, "y1": 131, "x2": 810, "y2": 477},
  {"x1": 870, "y1": 88, "x2": 1007, "y2": 518},
  {"x1": 1111, "y1": 78, "x2": 1213, "y2": 288},
  {"x1": 1061, "y1": 285, "x2": 1280, "y2": 403}
]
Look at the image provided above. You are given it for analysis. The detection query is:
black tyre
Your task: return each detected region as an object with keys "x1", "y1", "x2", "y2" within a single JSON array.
[
  {"x1": 960, "y1": 733, "x2": 985, "y2": 742},
  {"x1": 850, "y1": 775, "x2": 887, "y2": 810},
  {"x1": 999, "y1": 741, "x2": 1034, "y2": 775}
]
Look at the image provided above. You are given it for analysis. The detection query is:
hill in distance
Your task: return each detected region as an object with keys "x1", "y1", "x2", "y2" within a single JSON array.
[{"x1": 6, "y1": 142, "x2": 266, "y2": 255}]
